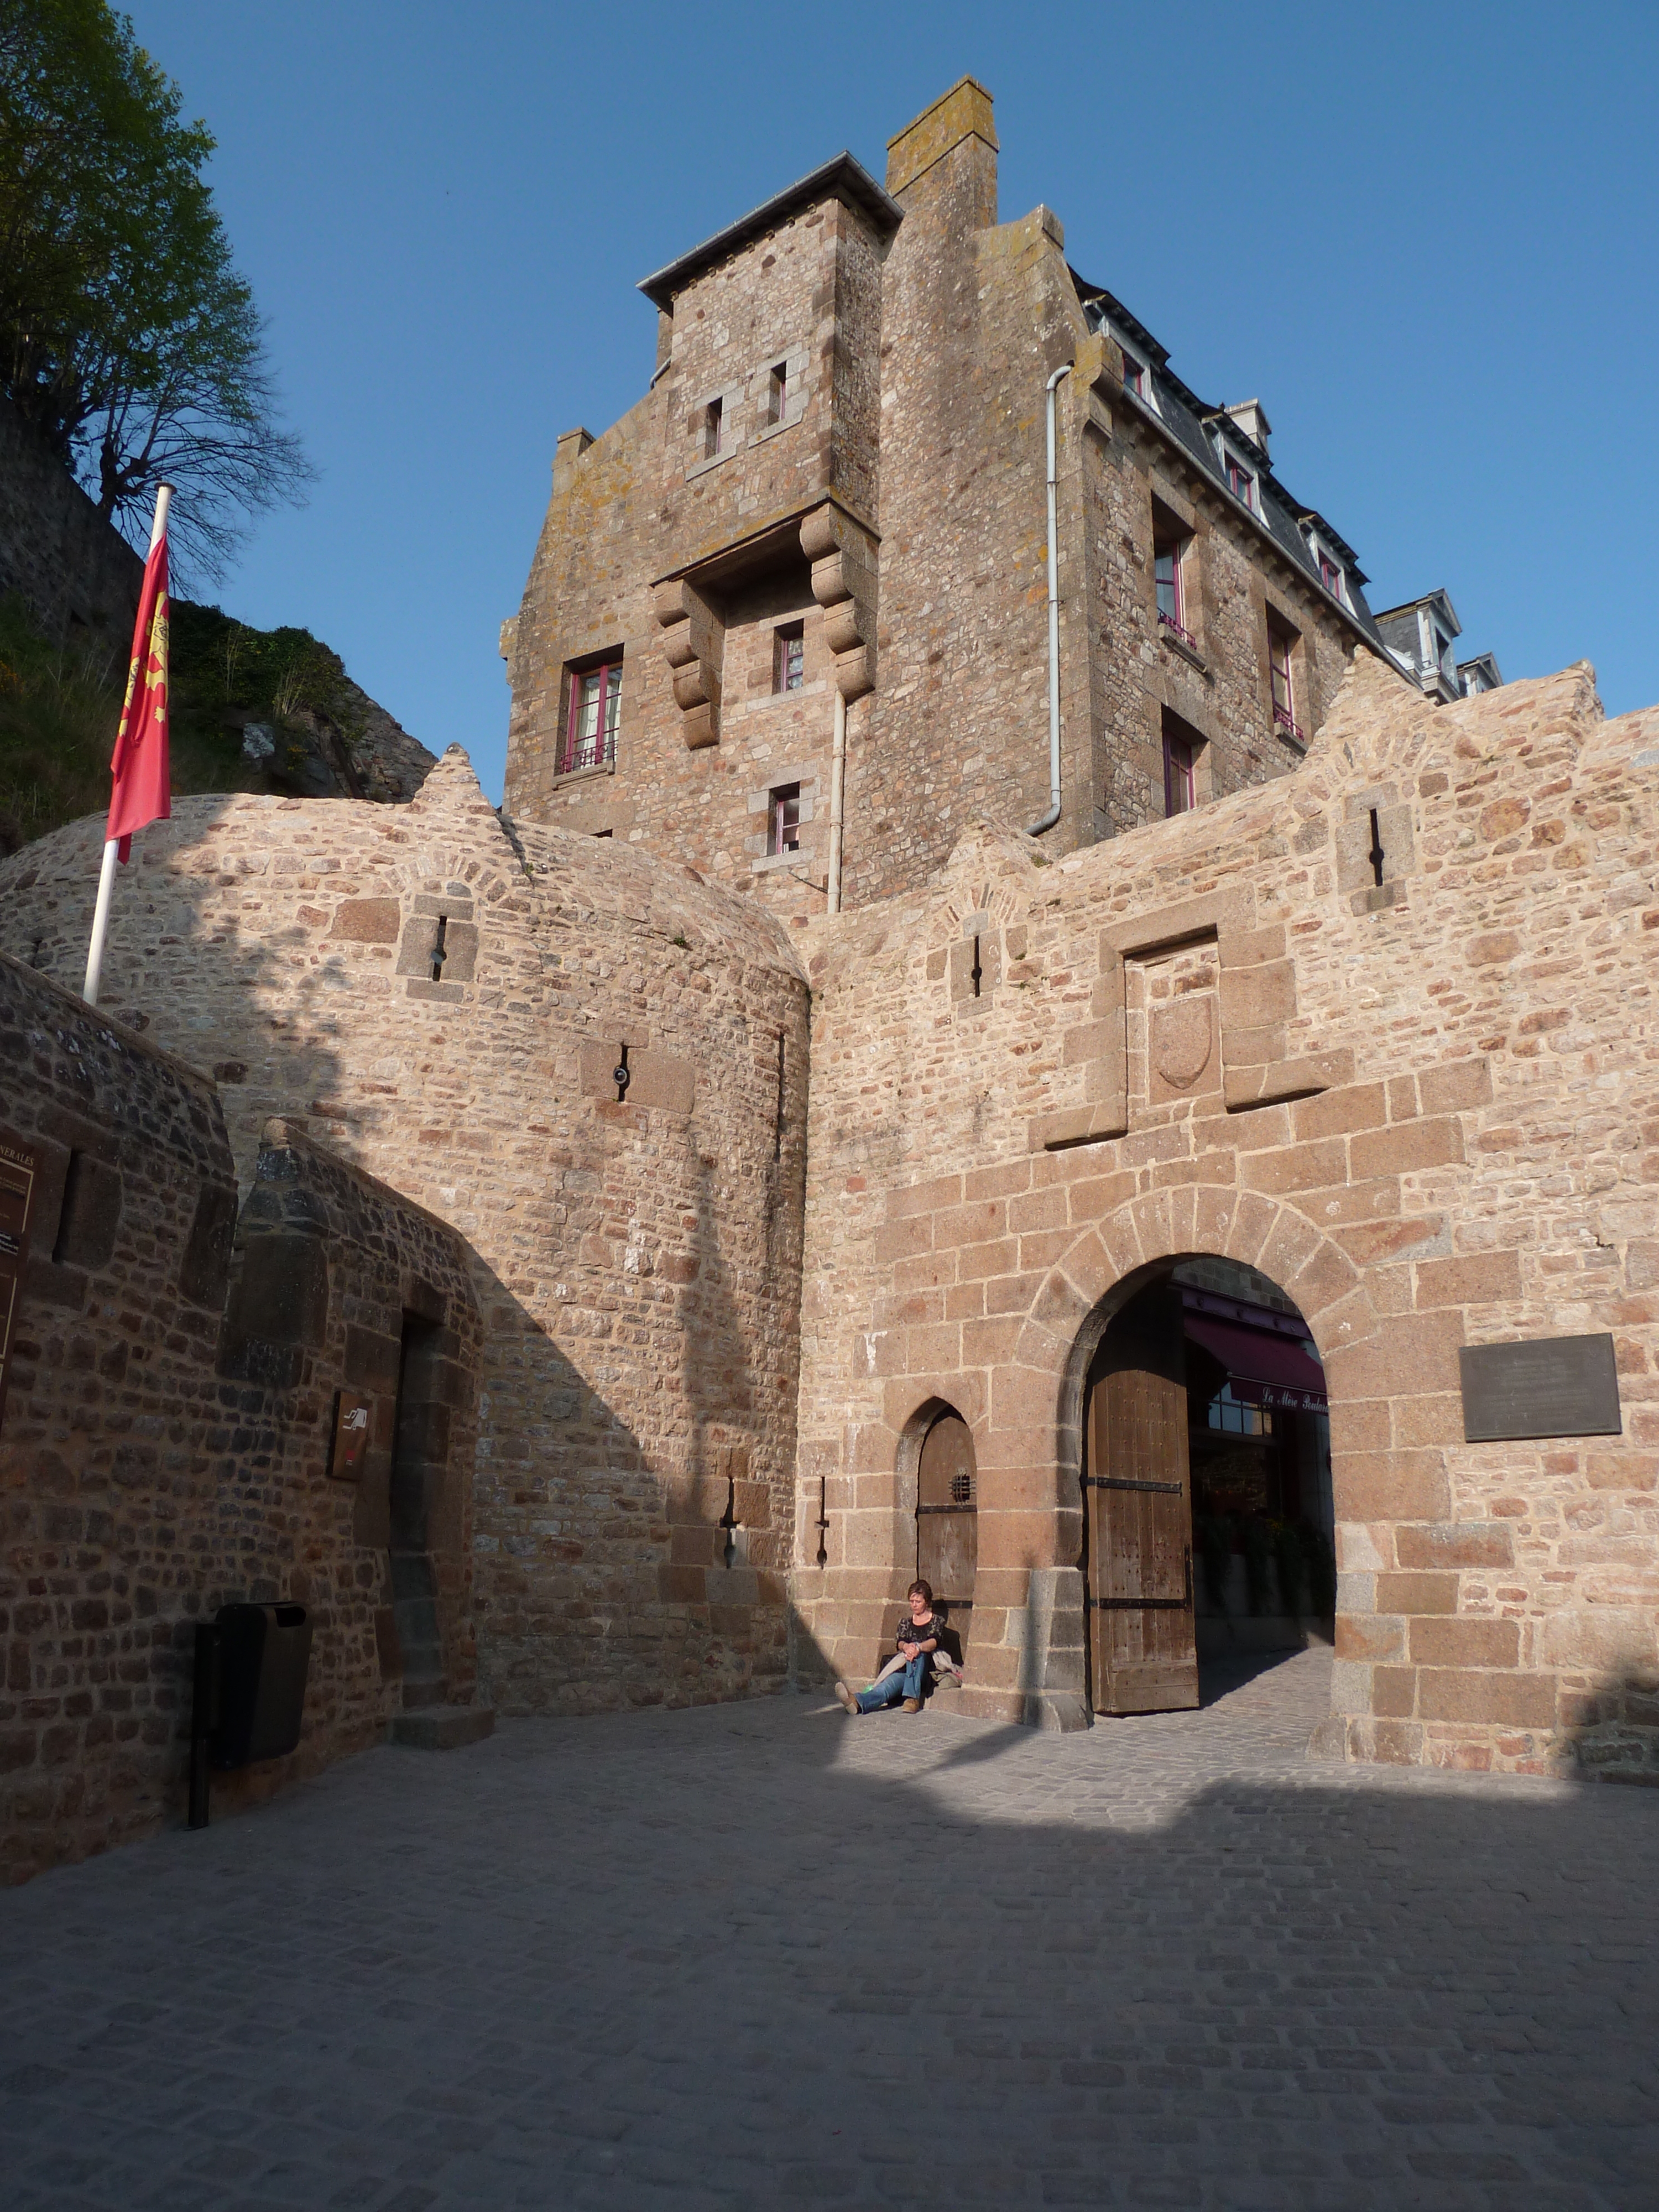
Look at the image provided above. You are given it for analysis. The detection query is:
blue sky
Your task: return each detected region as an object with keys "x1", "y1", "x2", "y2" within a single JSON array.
[{"x1": 128, "y1": 0, "x2": 1659, "y2": 800}]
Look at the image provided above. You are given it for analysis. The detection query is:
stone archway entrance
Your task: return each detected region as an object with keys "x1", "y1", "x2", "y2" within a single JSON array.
[{"x1": 1083, "y1": 1261, "x2": 1333, "y2": 1717}]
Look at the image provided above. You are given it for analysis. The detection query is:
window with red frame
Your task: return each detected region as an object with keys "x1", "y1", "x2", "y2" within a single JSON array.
[
  {"x1": 1154, "y1": 530, "x2": 1191, "y2": 645},
  {"x1": 1318, "y1": 549, "x2": 1345, "y2": 603},
  {"x1": 768, "y1": 782, "x2": 801, "y2": 855},
  {"x1": 1121, "y1": 349, "x2": 1147, "y2": 398},
  {"x1": 560, "y1": 658, "x2": 621, "y2": 775},
  {"x1": 1162, "y1": 724, "x2": 1196, "y2": 817},
  {"x1": 1224, "y1": 451, "x2": 1257, "y2": 511},
  {"x1": 773, "y1": 621, "x2": 804, "y2": 693},
  {"x1": 1268, "y1": 620, "x2": 1301, "y2": 739}
]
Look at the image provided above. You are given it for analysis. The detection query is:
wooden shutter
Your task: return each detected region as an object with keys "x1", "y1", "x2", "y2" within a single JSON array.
[
  {"x1": 916, "y1": 1413, "x2": 977, "y2": 1611},
  {"x1": 1086, "y1": 1289, "x2": 1198, "y2": 1714}
]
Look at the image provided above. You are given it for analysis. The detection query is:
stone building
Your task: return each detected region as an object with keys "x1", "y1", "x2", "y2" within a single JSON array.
[
  {"x1": 1, "y1": 84, "x2": 1655, "y2": 1884},
  {"x1": 503, "y1": 79, "x2": 1415, "y2": 920}
]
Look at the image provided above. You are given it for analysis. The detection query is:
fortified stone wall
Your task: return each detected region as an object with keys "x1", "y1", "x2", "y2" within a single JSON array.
[
  {"x1": 0, "y1": 393, "x2": 143, "y2": 643},
  {"x1": 0, "y1": 957, "x2": 481, "y2": 1884},
  {"x1": 0, "y1": 754, "x2": 811, "y2": 1720},
  {"x1": 790, "y1": 656, "x2": 1659, "y2": 1778}
]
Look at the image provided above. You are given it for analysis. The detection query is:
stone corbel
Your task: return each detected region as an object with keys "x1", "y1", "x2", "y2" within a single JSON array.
[
  {"x1": 652, "y1": 577, "x2": 722, "y2": 750},
  {"x1": 800, "y1": 505, "x2": 877, "y2": 702}
]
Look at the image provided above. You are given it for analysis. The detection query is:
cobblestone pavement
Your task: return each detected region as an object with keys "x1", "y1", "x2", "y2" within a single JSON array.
[{"x1": 3, "y1": 1647, "x2": 1656, "y2": 2211}]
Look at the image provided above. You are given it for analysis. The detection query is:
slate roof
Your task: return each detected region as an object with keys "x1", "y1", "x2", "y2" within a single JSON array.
[
  {"x1": 1074, "y1": 277, "x2": 1389, "y2": 657},
  {"x1": 638, "y1": 154, "x2": 903, "y2": 314}
]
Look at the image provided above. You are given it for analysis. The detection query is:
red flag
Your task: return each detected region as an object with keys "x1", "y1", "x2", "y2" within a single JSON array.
[{"x1": 107, "y1": 528, "x2": 170, "y2": 862}]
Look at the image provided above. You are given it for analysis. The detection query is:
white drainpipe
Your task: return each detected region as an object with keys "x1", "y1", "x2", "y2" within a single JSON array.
[
  {"x1": 827, "y1": 684, "x2": 847, "y2": 915},
  {"x1": 1026, "y1": 361, "x2": 1072, "y2": 838}
]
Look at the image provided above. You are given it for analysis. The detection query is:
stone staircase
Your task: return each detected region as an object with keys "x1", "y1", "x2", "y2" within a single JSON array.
[{"x1": 387, "y1": 1551, "x2": 494, "y2": 1750}]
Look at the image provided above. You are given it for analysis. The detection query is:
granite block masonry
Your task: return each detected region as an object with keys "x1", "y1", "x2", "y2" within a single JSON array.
[
  {"x1": 0, "y1": 956, "x2": 484, "y2": 1884},
  {"x1": 3, "y1": 650, "x2": 1655, "y2": 1809},
  {"x1": 2, "y1": 748, "x2": 810, "y2": 1795},
  {"x1": 503, "y1": 78, "x2": 1397, "y2": 923},
  {"x1": 0, "y1": 83, "x2": 1654, "y2": 1889}
]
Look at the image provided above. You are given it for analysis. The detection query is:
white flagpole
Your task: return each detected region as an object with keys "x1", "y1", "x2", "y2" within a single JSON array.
[{"x1": 84, "y1": 484, "x2": 171, "y2": 1007}]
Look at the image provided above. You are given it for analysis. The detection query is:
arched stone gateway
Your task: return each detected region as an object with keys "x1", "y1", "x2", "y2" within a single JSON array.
[{"x1": 909, "y1": 1193, "x2": 1384, "y2": 1733}]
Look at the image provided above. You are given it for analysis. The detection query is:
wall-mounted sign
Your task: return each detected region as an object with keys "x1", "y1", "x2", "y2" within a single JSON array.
[
  {"x1": 328, "y1": 1389, "x2": 372, "y2": 1481},
  {"x1": 0, "y1": 1132, "x2": 40, "y2": 1431},
  {"x1": 1459, "y1": 1333, "x2": 1622, "y2": 1443}
]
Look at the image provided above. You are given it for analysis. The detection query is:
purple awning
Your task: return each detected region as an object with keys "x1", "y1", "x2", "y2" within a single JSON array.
[{"x1": 1185, "y1": 1315, "x2": 1328, "y2": 1412}]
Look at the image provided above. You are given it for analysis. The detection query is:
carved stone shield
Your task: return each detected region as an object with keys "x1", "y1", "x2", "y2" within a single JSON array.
[{"x1": 1151, "y1": 997, "x2": 1213, "y2": 1094}]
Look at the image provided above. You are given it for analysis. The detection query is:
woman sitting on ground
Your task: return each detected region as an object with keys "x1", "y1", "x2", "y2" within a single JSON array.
[{"x1": 834, "y1": 1580, "x2": 942, "y2": 1715}]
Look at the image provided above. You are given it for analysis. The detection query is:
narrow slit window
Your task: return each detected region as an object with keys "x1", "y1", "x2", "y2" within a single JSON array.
[
  {"x1": 560, "y1": 657, "x2": 622, "y2": 775},
  {"x1": 767, "y1": 362, "x2": 788, "y2": 424},
  {"x1": 768, "y1": 782, "x2": 801, "y2": 855},
  {"x1": 703, "y1": 397, "x2": 724, "y2": 459},
  {"x1": 773, "y1": 621, "x2": 804, "y2": 694}
]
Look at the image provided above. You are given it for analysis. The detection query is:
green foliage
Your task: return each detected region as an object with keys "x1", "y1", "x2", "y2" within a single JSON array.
[
  {"x1": 0, "y1": 591, "x2": 367, "y2": 854},
  {"x1": 0, "y1": 1, "x2": 310, "y2": 581},
  {"x1": 0, "y1": 589, "x2": 237, "y2": 851},
  {"x1": 170, "y1": 601, "x2": 363, "y2": 746}
]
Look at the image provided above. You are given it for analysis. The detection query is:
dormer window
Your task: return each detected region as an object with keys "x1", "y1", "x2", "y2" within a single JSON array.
[
  {"x1": 1120, "y1": 349, "x2": 1147, "y2": 399},
  {"x1": 1318, "y1": 550, "x2": 1345, "y2": 604}
]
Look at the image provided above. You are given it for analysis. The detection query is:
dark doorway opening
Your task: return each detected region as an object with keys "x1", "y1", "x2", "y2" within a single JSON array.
[
  {"x1": 915, "y1": 1408, "x2": 977, "y2": 1671},
  {"x1": 1083, "y1": 1261, "x2": 1333, "y2": 1716},
  {"x1": 389, "y1": 1310, "x2": 451, "y2": 1714}
]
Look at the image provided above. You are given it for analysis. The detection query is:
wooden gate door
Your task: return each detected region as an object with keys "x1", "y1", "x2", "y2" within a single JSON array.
[
  {"x1": 1086, "y1": 1289, "x2": 1198, "y2": 1714},
  {"x1": 916, "y1": 1413, "x2": 977, "y2": 1639}
]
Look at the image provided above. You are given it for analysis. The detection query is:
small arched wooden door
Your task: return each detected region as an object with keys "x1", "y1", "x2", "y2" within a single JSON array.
[
  {"x1": 1086, "y1": 1286, "x2": 1198, "y2": 1714},
  {"x1": 916, "y1": 1411, "x2": 978, "y2": 1629}
]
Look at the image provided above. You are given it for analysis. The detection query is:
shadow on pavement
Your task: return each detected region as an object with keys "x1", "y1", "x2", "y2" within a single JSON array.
[{"x1": 0, "y1": 1679, "x2": 1654, "y2": 2211}]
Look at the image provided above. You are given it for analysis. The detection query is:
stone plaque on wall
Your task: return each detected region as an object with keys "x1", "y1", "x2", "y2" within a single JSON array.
[
  {"x1": 0, "y1": 1132, "x2": 40, "y2": 1430},
  {"x1": 328, "y1": 1389, "x2": 372, "y2": 1480},
  {"x1": 1459, "y1": 1333, "x2": 1622, "y2": 1442}
]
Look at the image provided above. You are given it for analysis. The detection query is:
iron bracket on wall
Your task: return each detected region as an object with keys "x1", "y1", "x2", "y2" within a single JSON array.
[{"x1": 1084, "y1": 1474, "x2": 1182, "y2": 1495}]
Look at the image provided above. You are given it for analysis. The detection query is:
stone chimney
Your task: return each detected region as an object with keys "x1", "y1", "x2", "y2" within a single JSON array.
[
  {"x1": 1222, "y1": 399, "x2": 1271, "y2": 462},
  {"x1": 885, "y1": 77, "x2": 998, "y2": 227}
]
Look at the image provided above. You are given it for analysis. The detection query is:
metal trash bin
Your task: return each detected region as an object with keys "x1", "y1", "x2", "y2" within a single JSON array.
[{"x1": 189, "y1": 1601, "x2": 312, "y2": 1828}]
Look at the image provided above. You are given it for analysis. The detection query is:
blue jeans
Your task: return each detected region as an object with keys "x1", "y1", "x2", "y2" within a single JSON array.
[{"x1": 855, "y1": 1651, "x2": 927, "y2": 1713}]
